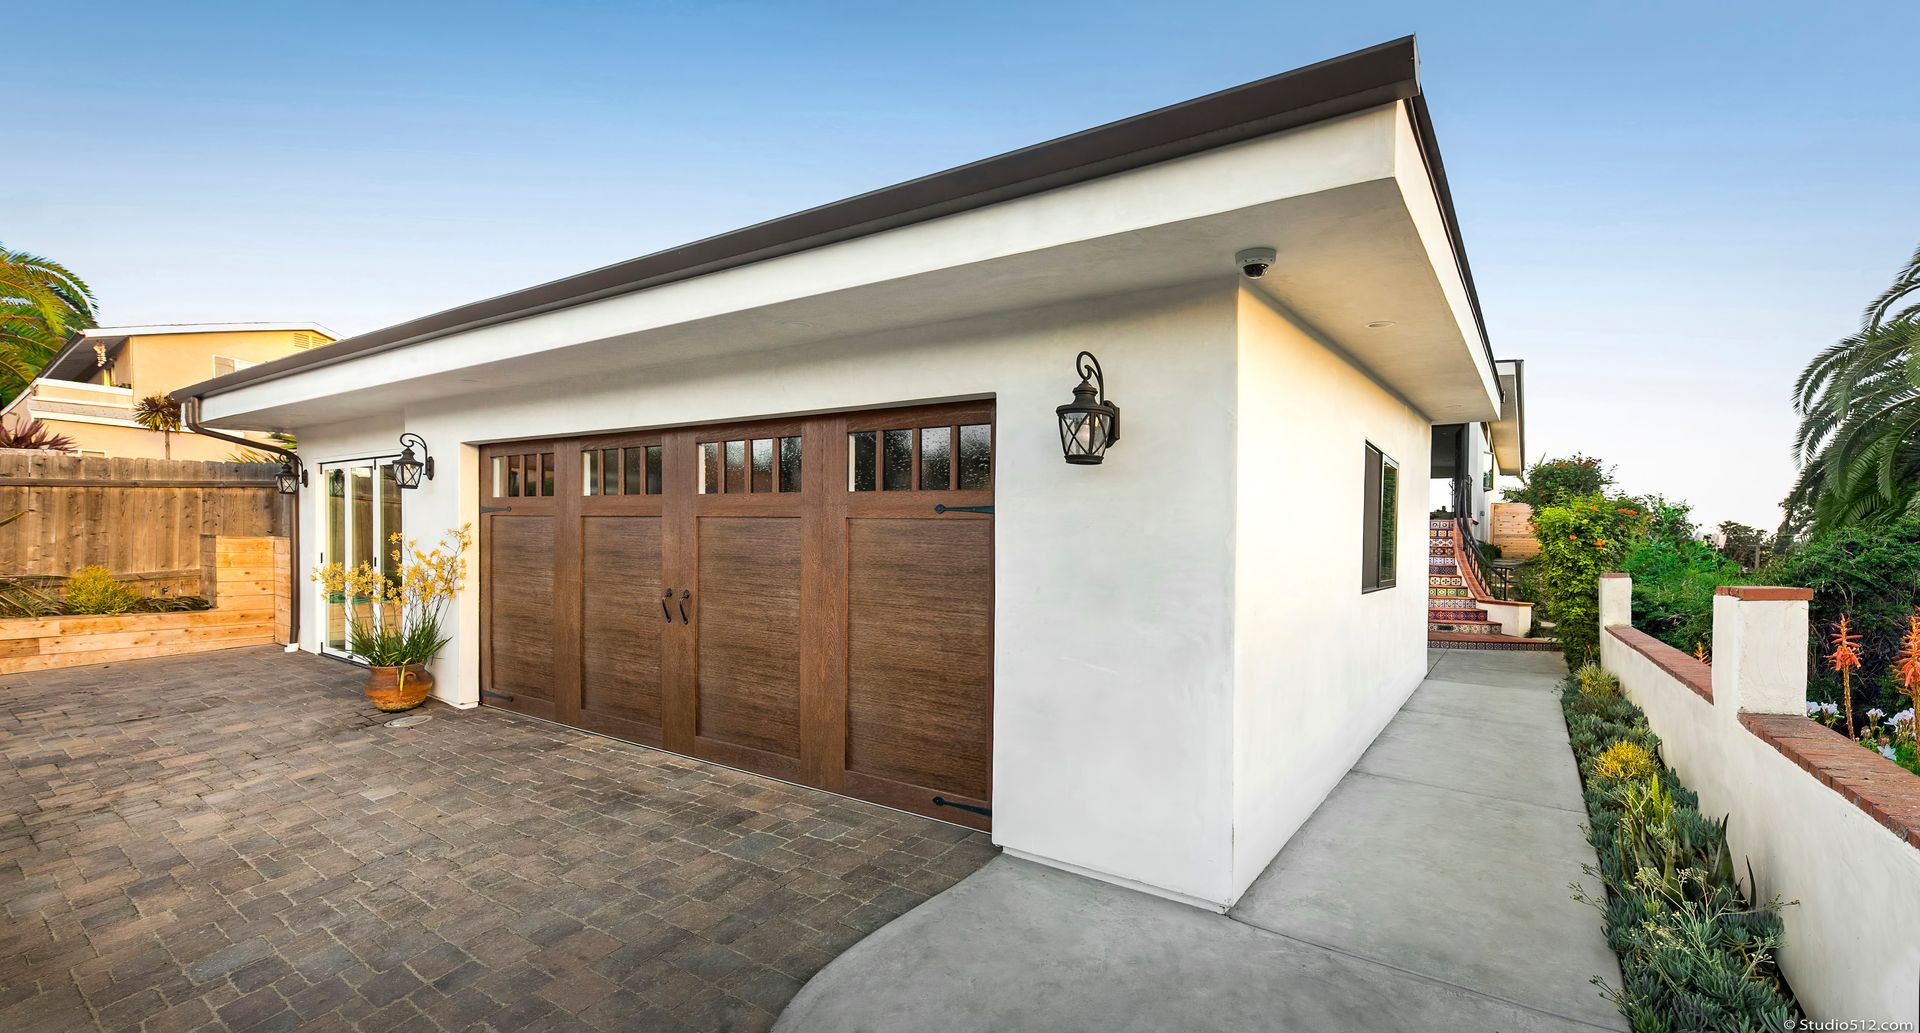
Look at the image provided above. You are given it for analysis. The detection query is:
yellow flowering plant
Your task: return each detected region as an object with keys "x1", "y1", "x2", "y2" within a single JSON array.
[{"x1": 312, "y1": 525, "x2": 471, "y2": 674}]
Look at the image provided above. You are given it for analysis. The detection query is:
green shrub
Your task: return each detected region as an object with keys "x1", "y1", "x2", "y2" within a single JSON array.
[
  {"x1": 1575, "y1": 663, "x2": 1621, "y2": 699},
  {"x1": 1534, "y1": 495, "x2": 1648, "y2": 667},
  {"x1": 1770, "y1": 519, "x2": 1920, "y2": 719},
  {"x1": 62, "y1": 566, "x2": 142, "y2": 615},
  {"x1": 1624, "y1": 535, "x2": 1747, "y2": 654},
  {"x1": 1507, "y1": 454, "x2": 1614, "y2": 508},
  {"x1": 1560, "y1": 675, "x2": 1797, "y2": 1029}
]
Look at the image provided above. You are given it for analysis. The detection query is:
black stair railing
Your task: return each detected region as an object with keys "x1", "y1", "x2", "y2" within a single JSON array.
[{"x1": 1452, "y1": 513, "x2": 1515, "y2": 602}]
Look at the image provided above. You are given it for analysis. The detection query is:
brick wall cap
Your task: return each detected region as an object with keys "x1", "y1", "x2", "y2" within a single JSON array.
[{"x1": 1715, "y1": 586, "x2": 1813, "y2": 601}]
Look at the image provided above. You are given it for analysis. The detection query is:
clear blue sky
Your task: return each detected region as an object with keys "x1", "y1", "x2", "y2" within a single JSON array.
[{"x1": 14, "y1": 2, "x2": 1919, "y2": 528}]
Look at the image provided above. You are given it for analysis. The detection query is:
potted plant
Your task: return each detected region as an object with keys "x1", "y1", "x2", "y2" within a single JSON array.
[{"x1": 312, "y1": 525, "x2": 471, "y2": 712}]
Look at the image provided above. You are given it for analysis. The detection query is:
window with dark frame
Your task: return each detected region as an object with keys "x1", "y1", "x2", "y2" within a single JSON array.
[{"x1": 1362, "y1": 443, "x2": 1398, "y2": 592}]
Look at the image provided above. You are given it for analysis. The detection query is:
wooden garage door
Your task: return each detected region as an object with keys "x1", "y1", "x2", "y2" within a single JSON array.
[{"x1": 479, "y1": 402, "x2": 994, "y2": 829}]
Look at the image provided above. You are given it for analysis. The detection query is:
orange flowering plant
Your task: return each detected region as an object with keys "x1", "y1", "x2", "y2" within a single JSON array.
[
  {"x1": 1826, "y1": 615, "x2": 1863, "y2": 737},
  {"x1": 1895, "y1": 608, "x2": 1920, "y2": 715},
  {"x1": 1532, "y1": 492, "x2": 1649, "y2": 667}
]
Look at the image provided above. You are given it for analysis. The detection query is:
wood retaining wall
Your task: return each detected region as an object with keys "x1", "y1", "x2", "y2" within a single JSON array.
[{"x1": 0, "y1": 536, "x2": 289, "y2": 675}]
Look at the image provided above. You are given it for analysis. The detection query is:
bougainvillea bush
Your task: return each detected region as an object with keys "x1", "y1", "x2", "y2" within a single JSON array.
[{"x1": 1505, "y1": 454, "x2": 1614, "y2": 509}]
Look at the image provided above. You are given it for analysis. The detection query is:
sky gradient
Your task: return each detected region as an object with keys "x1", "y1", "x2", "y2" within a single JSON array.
[{"x1": 14, "y1": 2, "x2": 1920, "y2": 528}]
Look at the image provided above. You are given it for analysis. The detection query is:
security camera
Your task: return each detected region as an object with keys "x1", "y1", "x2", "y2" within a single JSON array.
[{"x1": 1235, "y1": 247, "x2": 1277, "y2": 279}]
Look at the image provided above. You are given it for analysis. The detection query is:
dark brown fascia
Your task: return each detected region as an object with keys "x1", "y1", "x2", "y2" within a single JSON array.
[{"x1": 179, "y1": 34, "x2": 1490, "y2": 403}]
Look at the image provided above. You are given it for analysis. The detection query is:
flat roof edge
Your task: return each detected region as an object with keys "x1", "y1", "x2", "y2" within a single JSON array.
[{"x1": 181, "y1": 36, "x2": 1425, "y2": 402}]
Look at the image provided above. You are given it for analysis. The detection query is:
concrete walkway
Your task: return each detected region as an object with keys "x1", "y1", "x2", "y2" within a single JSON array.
[{"x1": 776, "y1": 647, "x2": 1626, "y2": 1033}]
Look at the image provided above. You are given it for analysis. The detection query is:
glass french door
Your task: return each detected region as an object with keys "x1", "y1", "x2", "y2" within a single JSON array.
[{"x1": 320, "y1": 458, "x2": 404, "y2": 660}]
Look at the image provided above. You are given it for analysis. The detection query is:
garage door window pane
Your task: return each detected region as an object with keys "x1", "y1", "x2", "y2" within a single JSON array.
[
  {"x1": 958, "y1": 425, "x2": 992, "y2": 490},
  {"x1": 882, "y1": 429, "x2": 912, "y2": 490},
  {"x1": 920, "y1": 427, "x2": 951, "y2": 490},
  {"x1": 646, "y1": 445, "x2": 663, "y2": 495},
  {"x1": 540, "y1": 454, "x2": 555, "y2": 496},
  {"x1": 849, "y1": 432, "x2": 877, "y2": 491},
  {"x1": 581, "y1": 450, "x2": 597, "y2": 496},
  {"x1": 492, "y1": 457, "x2": 505, "y2": 497},
  {"x1": 725, "y1": 440, "x2": 747, "y2": 493},
  {"x1": 751, "y1": 438, "x2": 774, "y2": 493},
  {"x1": 779, "y1": 436, "x2": 802, "y2": 492},
  {"x1": 623, "y1": 448, "x2": 643, "y2": 494},
  {"x1": 700, "y1": 442, "x2": 722, "y2": 494}
]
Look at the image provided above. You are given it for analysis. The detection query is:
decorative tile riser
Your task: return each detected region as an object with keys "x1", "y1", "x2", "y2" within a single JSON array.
[
  {"x1": 1428, "y1": 614, "x2": 1497, "y2": 629},
  {"x1": 1432, "y1": 638, "x2": 1560, "y2": 652},
  {"x1": 1429, "y1": 588, "x2": 1472, "y2": 598},
  {"x1": 1429, "y1": 576, "x2": 1465, "y2": 588}
]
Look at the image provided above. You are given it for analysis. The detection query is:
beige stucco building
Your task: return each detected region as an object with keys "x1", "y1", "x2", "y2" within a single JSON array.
[{"x1": 1, "y1": 323, "x2": 336, "y2": 460}]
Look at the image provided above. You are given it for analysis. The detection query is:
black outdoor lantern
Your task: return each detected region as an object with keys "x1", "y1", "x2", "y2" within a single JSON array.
[
  {"x1": 274, "y1": 459, "x2": 307, "y2": 496},
  {"x1": 1055, "y1": 350, "x2": 1120, "y2": 465},
  {"x1": 393, "y1": 432, "x2": 435, "y2": 488}
]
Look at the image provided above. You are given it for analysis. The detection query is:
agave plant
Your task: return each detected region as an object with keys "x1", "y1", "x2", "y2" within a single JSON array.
[
  {"x1": 1786, "y1": 243, "x2": 1920, "y2": 533},
  {"x1": 0, "y1": 417, "x2": 75, "y2": 451}
]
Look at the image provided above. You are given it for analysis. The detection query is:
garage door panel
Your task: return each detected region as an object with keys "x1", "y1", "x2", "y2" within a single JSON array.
[
  {"x1": 695, "y1": 517, "x2": 802, "y2": 760},
  {"x1": 487, "y1": 516, "x2": 556, "y2": 712},
  {"x1": 580, "y1": 516, "x2": 665, "y2": 744},
  {"x1": 846, "y1": 518, "x2": 992, "y2": 801}
]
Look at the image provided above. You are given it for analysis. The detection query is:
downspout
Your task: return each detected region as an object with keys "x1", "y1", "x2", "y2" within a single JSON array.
[{"x1": 179, "y1": 396, "x2": 301, "y2": 649}]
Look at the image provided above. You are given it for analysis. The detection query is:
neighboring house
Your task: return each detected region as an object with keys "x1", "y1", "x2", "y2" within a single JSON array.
[
  {"x1": 1, "y1": 322, "x2": 336, "y2": 460},
  {"x1": 179, "y1": 37, "x2": 1528, "y2": 910}
]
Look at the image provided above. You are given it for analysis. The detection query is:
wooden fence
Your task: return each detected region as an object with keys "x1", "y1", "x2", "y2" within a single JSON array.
[
  {"x1": 1490, "y1": 502, "x2": 1540, "y2": 559},
  {"x1": 0, "y1": 451, "x2": 289, "y2": 599}
]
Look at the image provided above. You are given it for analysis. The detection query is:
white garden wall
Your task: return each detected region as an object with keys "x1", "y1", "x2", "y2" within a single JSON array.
[{"x1": 1599, "y1": 577, "x2": 1920, "y2": 1023}]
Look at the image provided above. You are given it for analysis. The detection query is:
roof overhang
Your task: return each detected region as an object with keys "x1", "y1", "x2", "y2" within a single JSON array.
[
  {"x1": 190, "y1": 36, "x2": 1499, "y2": 430},
  {"x1": 1490, "y1": 359, "x2": 1525, "y2": 474}
]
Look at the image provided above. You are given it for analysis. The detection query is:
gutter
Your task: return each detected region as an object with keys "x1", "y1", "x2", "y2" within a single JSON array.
[{"x1": 180, "y1": 396, "x2": 301, "y2": 649}]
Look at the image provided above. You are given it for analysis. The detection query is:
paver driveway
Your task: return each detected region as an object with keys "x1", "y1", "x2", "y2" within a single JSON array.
[{"x1": 0, "y1": 646, "x2": 995, "y2": 1033}]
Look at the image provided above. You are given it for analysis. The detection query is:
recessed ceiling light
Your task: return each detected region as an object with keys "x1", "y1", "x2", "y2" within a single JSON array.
[{"x1": 1365, "y1": 320, "x2": 1396, "y2": 329}]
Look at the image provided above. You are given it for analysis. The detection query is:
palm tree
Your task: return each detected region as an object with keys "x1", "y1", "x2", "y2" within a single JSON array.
[
  {"x1": 133, "y1": 394, "x2": 182, "y2": 458},
  {"x1": 1786, "y1": 243, "x2": 1920, "y2": 535},
  {"x1": 0, "y1": 243, "x2": 98, "y2": 404}
]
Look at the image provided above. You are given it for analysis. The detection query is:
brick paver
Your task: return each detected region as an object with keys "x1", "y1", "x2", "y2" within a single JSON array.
[{"x1": 0, "y1": 647, "x2": 996, "y2": 1032}]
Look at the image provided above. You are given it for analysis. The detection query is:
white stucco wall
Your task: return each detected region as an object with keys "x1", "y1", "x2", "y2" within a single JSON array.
[
  {"x1": 287, "y1": 281, "x2": 1244, "y2": 906},
  {"x1": 1601, "y1": 591, "x2": 1920, "y2": 1023},
  {"x1": 1228, "y1": 287, "x2": 1432, "y2": 897}
]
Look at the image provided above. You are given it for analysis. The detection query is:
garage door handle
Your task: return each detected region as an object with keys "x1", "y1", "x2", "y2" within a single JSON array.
[
  {"x1": 678, "y1": 589, "x2": 692, "y2": 624},
  {"x1": 661, "y1": 589, "x2": 674, "y2": 622},
  {"x1": 933, "y1": 504, "x2": 994, "y2": 515}
]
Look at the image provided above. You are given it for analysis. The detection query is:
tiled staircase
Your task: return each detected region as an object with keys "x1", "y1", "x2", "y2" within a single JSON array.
[
  {"x1": 1427, "y1": 520, "x2": 1502, "y2": 636},
  {"x1": 1428, "y1": 519, "x2": 1557, "y2": 651}
]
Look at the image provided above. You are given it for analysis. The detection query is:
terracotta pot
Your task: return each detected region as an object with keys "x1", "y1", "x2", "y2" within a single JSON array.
[{"x1": 364, "y1": 664, "x2": 433, "y2": 712}]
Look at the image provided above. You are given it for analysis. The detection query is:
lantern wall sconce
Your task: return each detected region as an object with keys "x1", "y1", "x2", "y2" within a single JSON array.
[
  {"x1": 1056, "y1": 350, "x2": 1120, "y2": 465},
  {"x1": 274, "y1": 459, "x2": 308, "y2": 496},
  {"x1": 394, "y1": 433, "x2": 435, "y2": 488}
]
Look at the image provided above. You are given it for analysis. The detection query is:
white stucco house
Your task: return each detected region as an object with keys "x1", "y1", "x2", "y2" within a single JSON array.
[{"x1": 178, "y1": 36, "x2": 1526, "y2": 911}]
